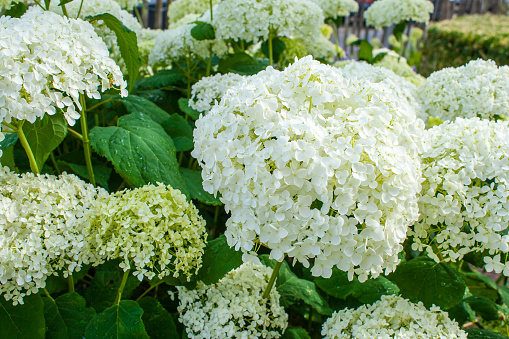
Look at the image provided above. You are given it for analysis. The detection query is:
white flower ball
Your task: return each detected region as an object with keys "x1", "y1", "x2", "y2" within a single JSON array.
[
  {"x1": 417, "y1": 59, "x2": 509, "y2": 122},
  {"x1": 178, "y1": 262, "x2": 288, "y2": 338},
  {"x1": 212, "y1": 0, "x2": 324, "y2": 43},
  {"x1": 190, "y1": 73, "x2": 247, "y2": 113},
  {"x1": 168, "y1": 0, "x2": 220, "y2": 25},
  {"x1": 411, "y1": 118, "x2": 509, "y2": 268},
  {"x1": 0, "y1": 167, "x2": 107, "y2": 305},
  {"x1": 322, "y1": 295, "x2": 467, "y2": 339},
  {"x1": 310, "y1": 0, "x2": 359, "y2": 19},
  {"x1": 0, "y1": 7, "x2": 127, "y2": 126},
  {"x1": 364, "y1": 0, "x2": 434, "y2": 29},
  {"x1": 193, "y1": 56, "x2": 423, "y2": 282}
]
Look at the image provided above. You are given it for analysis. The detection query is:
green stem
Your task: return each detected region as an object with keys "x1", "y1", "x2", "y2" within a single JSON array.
[
  {"x1": 87, "y1": 97, "x2": 114, "y2": 112},
  {"x1": 262, "y1": 256, "x2": 285, "y2": 299},
  {"x1": 209, "y1": 0, "x2": 213, "y2": 21},
  {"x1": 16, "y1": 120, "x2": 39, "y2": 174},
  {"x1": 79, "y1": 94, "x2": 96, "y2": 186},
  {"x1": 134, "y1": 5, "x2": 144, "y2": 26},
  {"x1": 50, "y1": 152, "x2": 61, "y2": 174},
  {"x1": 68, "y1": 275, "x2": 75, "y2": 293},
  {"x1": 135, "y1": 281, "x2": 164, "y2": 301},
  {"x1": 61, "y1": 3, "x2": 69, "y2": 18},
  {"x1": 268, "y1": 33, "x2": 274, "y2": 67},
  {"x1": 67, "y1": 127, "x2": 83, "y2": 140},
  {"x1": 42, "y1": 288, "x2": 55, "y2": 302},
  {"x1": 32, "y1": 0, "x2": 45, "y2": 10},
  {"x1": 206, "y1": 57, "x2": 212, "y2": 77},
  {"x1": 115, "y1": 270, "x2": 130, "y2": 305},
  {"x1": 332, "y1": 22, "x2": 342, "y2": 60},
  {"x1": 431, "y1": 242, "x2": 444, "y2": 262},
  {"x1": 76, "y1": 0, "x2": 84, "y2": 18}
]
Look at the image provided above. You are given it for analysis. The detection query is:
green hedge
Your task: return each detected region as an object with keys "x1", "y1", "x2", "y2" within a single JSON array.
[{"x1": 420, "y1": 14, "x2": 509, "y2": 76}]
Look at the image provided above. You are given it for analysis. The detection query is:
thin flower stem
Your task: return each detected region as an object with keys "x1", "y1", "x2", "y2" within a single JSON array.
[
  {"x1": 134, "y1": 6, "x2": 144, "y2": 26},
  {"x1": 332, "y1": 21, "x2": 343, "y2": 61},
  {"x1": 79, "y1": 94, "x2": 96, "y2": 186},
  {"x1": 68, "y1": 275, "x2": 75, "y2": 293},
  {"x1": 135, "y1": 280, "x2": 164, "y2": 301},
  {"x1": 67, "y1": 128, "x2": 83, "y2": 140},
  {"x1": 43, "y1": 288, "x2": 55, "y2": 302},
  {"x1": 77, "y1": 0, "x2": 85, "y2": 18},
  {"x1": 262, "y1": 256, "x2": 285, "y2": 299},
  {"x1": 1, "y1": 121, "x2": 17, "y2": 131},
  {"x1": 61, "y1": 3, "x2": 69, "y2": 18},
  {"x1": 50, "y1": 152, "x2": 61, "y2": 174},
  {"x1": 115, "y1": 270, "x2": 130, "y2": 305},
  {"x1": 16, "y1": 120, "x2": 39, "y2": 174},
  {"x1": 87, "y1": 97, "x2": 114, "y2": 112},
  {"x1": 209, "y1": 0, "x2": 213, "y2": 21},
  {"x1": 32, "y1": 0, "x2": 46, "y2": 10},
  {"x1": 268, "y1": 33, "x2": 274, "y2": 67}
]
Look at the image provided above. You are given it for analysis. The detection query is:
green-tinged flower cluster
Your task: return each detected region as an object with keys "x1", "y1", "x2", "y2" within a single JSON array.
[
  {"x1": 167, "y1": 0, "x2": 220, "y2": 26},
  {"x1": 178, "y1": 263, "x2": 288, "y2": 338},
  {"x1": 0, "y1": 168, "x2": 107, "y2": 305},
  {"x1": 87, "y1": 183, "x2": 208, "y2": 281},
  {"x1": 364, "y1": 0, "x2": 434, "y2": 29}
]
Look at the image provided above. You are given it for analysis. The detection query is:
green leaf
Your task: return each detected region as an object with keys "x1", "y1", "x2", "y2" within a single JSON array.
[
  {"x1": 44, "y1": 267, "x2": 91, "y2": 295},
  {"x1": 85, "y1": 260, "x2": 141, "y2": 313},
  {"x1": 87, "y1": 13, "x2": 140, "y2": 92},
  {"x1": 137, "y1": 298, "x2": 179, "y2": 339},
  {"x1": 314, "y1": 268, "x2": 399, "y2": 304},
  {"x1": 446, "y1": 301, "x2": 476, "y2": 326},
  {"x1": 260, "y1": 255, "x2": 332, "y2": 316},
  {"x1": 161, "y1": 113, "x2": 194, "y2": 151},
  {"x1": 464, "y1": 295, "x2": 506, "y2": 321},
  {"x1": 358, "y1": 40, "x2": 374, "y2": 63},
  {"x1": 462, "y1": 270, "x2": 499, "y2": 301},
  {"x1": 85, "y1": 300, "x2": 149, "y2": 339},
  {"x1": 261, "y1": 37, "x2": 287, "y2": 64},
  {"x1": 67, "y1": 162, "x2": 112, "y2": 191},
  {"x1": 44, "y1": 0, "x2": 51, "y2": 10},
  {"x1": 3, "y1": 1, "x2": 28, "y2": 17},
  {"x1": 58, "y1": 0, "x2": 74, "y2": 5},
  {"x1": 90, "y1": 113, "x2": 188, "y2": 195},
  {"x1": 0, "y1": 133, "x2": 18, "y2": 150},
  {"x1": 22, "y1": 112, "x2": 68, "y2": 171},
  {"x1": 119, "y1": 95, "x2": 170, "y2": 125},
  {"x1": 178, "y1": 98, "x2": 200, "y2": 120},
  {"x1": 388, "y1": 256, "x2": 466, "y2": 309},
  {"x1": 465, "y1": 328, "x2": 509, "y2": 339},
  {"x1": 196, "y1": 235, "x2": 243, "y2": 285},
  {"x1": 43, "y1": 292, "x2": 96, "y2": 339},
  {"x1": 393, "y1": 20, "x2": 407, "y2": 43},
  {"x1": 218, "y1": 53, "x2": 269, "y2": 75},
  {"x1": 499, "y1": 285, "x2": 509, "y2": 306},
  {"x1": 0, "y1": 294, "x2": 45, "y2": 339},
  {"x1": 280, "y1": 327, "x2": 311, "y2": 339},
  {"x1": 134, "y1": 69, "x2": 184, "y2": 91},
  {"x1": 0, "y1": 146, "x2": 16, "y2": 171},
  {"x1": 190, "y1": 22, "x2": 215, "y2": 40},
  {"x1": 373, "y1": 52, "x2": 388, "y2": 64},
  {"x1": 180, "y1": 168, "x2": 222, "y2": 206}
]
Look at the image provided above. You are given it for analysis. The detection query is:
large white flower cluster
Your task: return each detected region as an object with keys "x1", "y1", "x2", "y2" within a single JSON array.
[
  {"x1": 190, "y1": 73, "x2": 246, "y2": 113},
  {"x1": 113, "y1": 0, "x2": 142, "y2": 9},
  {"x1": 411, "y1": 118, "x2": 509, "y2": 268},
  {"x1": 212, "y1": 0, "x2": 324, "y2": 43},
  {"x1": 322, "y1": 295, "x2": 467, "y2": 338},
  {"x1": 87, "y1": 183, "x2": 208, "y2": 281},
  {"x1": 149, "y1": 23, "x2": 227, "y2": 68},
  {"x1": 0, "y1": 7, "x2": 127, "y2": 126},
  {"x1": 364, "y1": 0, "x2": 434, "y2": 29},
  {"x1": 178, "y1": 262, "x2": 288, "y2": 338},
  {"x1": 168, "y1": 0, "x2": 220, "y2": 25},
  {"x1": 416, "y1": 59, "x2": 509, "y2": 122},
  {"x1": 311, "y1": 0, "x2": 359, "y2": 19},
  {"x1": 193, "y1": 57, "x2": 423, "y2": 281},
  {"x1": 338, "y1": 61, "x2": 426, "y2": 125},
  {"x1": 0, "y1": 167, "x2": 107, "y2": 305}
]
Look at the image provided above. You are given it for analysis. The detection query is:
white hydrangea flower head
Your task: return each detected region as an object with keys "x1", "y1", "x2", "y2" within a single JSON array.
[
  {"x1": 411, "y1": 118, "x2": 509, "y2": 268},
  {"x1": 305, "y1": 36, "x2": 338, "y2": 61},
  {"x1": 168, "y1": 0, "x2": 220, "y2": 25},
  {"x1": 190, "y1": 73, "x2": 246, "y2": 113},
  {"x1": 193, "y1": 56, "x2": 423, "y2": 282},
  {"x1": 178, "y1": 262, "x2": 288, "y2": 338},
  {"x1": 0, "y1": 7, "x2": 127, "y2": 126},
  {"x1": 212, "y1": 0, "x2": 324, "y2": 43},
  {"x1": 310, "y1": 0, "x2": 359, "y2": 19},
  {"x1": 373, "y1": 50, "x2": 425, "y2": 87},
  {"x1": 0, "y1": 167, "x2": 107, "y2": 305},
  {"x1": 416, "y1": 59, "x2": 509, "y2": 122},
  {"x1": 137, "y1": 28, "x2": 163, "y2": 73},
  {"x1": 364, "y1": 0, "x2": 434, "y2": 29},
  {"x1": 338, "y1": 61, "x2": 427, "y2": 125},
  {"x1": 322, "y1": 295, "x2": 467, "y2": 339},
  {"x1": 149, "y1": 22, "x2": 227, "y2": 69},
  {"x1": 173, "y1": 13, "x2": 201, "y2": 27},
  {"x1": 87, "y1": 183, "x2": 208, "y2": 282},
  {"x1": 113, "y1": 0, "x2": 142, "y2": 9}
]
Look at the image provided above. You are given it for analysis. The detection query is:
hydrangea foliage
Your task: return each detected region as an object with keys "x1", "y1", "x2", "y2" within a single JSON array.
[
  {"x1": 417, "y1": 59, "x2": 509, "y2": 122},
  {"x1": 0, "y1": 168, "x2": 107, "y2": 305},
  {"x1": 178, "y1": 263, "x2": 288, "y2": 338},
  {"x1": 87, "y1": 183, "x2": 208, "y2": 281},
  {"x1": 322, "y1": 295, "x2": 467, "y2": 338},
  {"x1": 0, "y1": 7, "x2": 127, "y2": 126},
  {"x1": 412, "y1": 118, "x2": 509, "y2": 270},
  {"x1": 364, "y1": 0, "x2": 434, "y2": 29},
  {"x1": 193, "y1": 57, "x2": 423, "y2": 281}
]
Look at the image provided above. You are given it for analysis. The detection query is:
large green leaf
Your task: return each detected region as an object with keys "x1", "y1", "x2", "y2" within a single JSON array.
[
  {"x1": 3, "y1": 1, "x2": 27, "y2": 18},
  {"x1": 462, "y1": 269, "x2": 499, "y2": 301},
  {"x1": 218, "y1": 53, "x2": 269, "y2": 75},
  {"x1": 280, "y1": 327, "x2": 311, "y2": 339},
  {"x1": 22, "y1": 112, "x2": 67, "y2": 171},
  {"x1": 0, "y1": 294, "x2": 45, "y2": 338},
  {"x1": 446, "y1": 301, "x2": 476, "y2": 326},
  {"x1": 119, "y1": 95, "x2": 170, "y2": 125},
  {"x1": 180, "y1": 168, "x2": 222, "y2": 206},
  {"x1": 85, "y1": 300, "x2": 149, "y2": 339},
  {"x1": 190, "y1": 22, "x2": 215, "y2": 40},
  {"x1": 465, "y1": 328, "x2": 509, "y2": 339},
  {"x1": 90, "y1": 113, "x2": 188, "y2": 195},
  {"x1": 393, "y1": 20, "x2": 407, "y2": 43},
  {"x1": 43, "y1": 292, "x2": 96, "y2": 339},
  {"x1": 499, "y1": 285, "x2": 509, "y2": 306},
  {"x1": 137, "y1": 297, "x2": 179, "y2": 339},
  {"x1": 195, "y1": 235, "x2": 243, "y2": 285},
  {"x1": 87, "y1": 14, "x2": 140, "y2": 92},
  {"x1": 85, "y1": 260, "x2": 141, "y2": 313},
  {"x1": 178, "y1": 98, "x2": 200, "y2": 120},
  {"x1": 260, "y1": 256, "x2": 332, "y2": 316},
  {"x1": 161, "y1": 114, "x2": 194, "y2": 152},
  {"x1": 261, "y1": 37, "x2": 287, "y2": 64},
  {"x1": 464, "y1": 295, "x2": 507, "y2": 321},
  {"x1": 314, "y1": 268, "x2": 399, "y2": 304},
  {"x1": 133, "y1": 69, "x2": 184, "y2": 91},
  {"x1": 388, "y1": 256, "x2": 466, "y2": 309}
]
